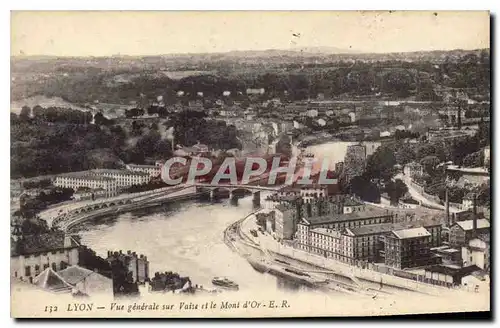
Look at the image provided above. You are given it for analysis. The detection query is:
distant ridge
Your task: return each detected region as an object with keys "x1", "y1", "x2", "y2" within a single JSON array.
[{"x1": 11, "y1": 47, "x2": 489, "y2": 60}]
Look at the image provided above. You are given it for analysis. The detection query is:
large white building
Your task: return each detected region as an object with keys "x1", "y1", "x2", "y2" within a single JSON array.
[
  {"x1": 54, "y1": 173, "x2": 117, "y2": 196},
  {"x1": 91, "y1": 169, "x2": 150, "y2": 188},
  {"x1": 126, "y1": 164, "x2": 162, "y2": 178},
  {"x1": 54, "y1": 169, "x2": 150, "y2": 195},
  {"x1": 11, "y1": 231, "x2": 80, "y2": 283}
]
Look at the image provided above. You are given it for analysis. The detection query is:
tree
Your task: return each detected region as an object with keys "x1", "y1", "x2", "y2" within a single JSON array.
[
  {"x1": 463, "y1": 150, "x2": 483, "y2": 168},
  {"x1": 420, "y1": 155, "x2": 440, "y2": 175},
  {"x1": 10, "y1": 112, "x2": 19, "y2": 123},
  {"x1": 394, "y1": 143, "x2": 417, "y2": 165},
  {"x1": 386, "y1": 179, "x2": 408, "y2": 204},
  {"x1": 19, "y1": 106, "x2": 31, "y2": 120},
  {"x1": 349, "y1": 176, "x2": 381, "y2": 203},
  {"x1": 365, "y1": 145, "x2": 397, "y2": 182}
]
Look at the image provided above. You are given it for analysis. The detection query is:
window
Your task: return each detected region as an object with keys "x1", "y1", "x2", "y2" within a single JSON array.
[
  {"x1": 25, "y1": 266, "x2": 31, "y2": 277},
  {"x1": 52, "y1": 263, "x2": 57, "y2": 271}
]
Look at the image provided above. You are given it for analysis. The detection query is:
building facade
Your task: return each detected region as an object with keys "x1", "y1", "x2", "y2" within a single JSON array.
[
  {"x1": 11, "y1": 232, "x2": 80, "y2": 283},
  {"x1": 274, "y1": 204, "x2": 297, "y2": 241},
  {"x1": 126, "y1": 164, "x2": 162, "y2": 178},
  {"x1": 384, "y1": 227, "x2": 433, "y2": 269},
  {"x1": 449, "y1": 219, "x2": 490, "y2": 248},
  {"x1": 461, "y1": 234, "x2": 490, "y2": 271},
  {"x1": 54, "y1": 173, "x2": 117, "y2": 196},
  {"x1": 106, "y1": 250, "x2": 150, "y2": 284}
]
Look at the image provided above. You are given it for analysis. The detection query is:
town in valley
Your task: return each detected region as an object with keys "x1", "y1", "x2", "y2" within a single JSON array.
[{"x1": 10, "y1": 11, "x2": 490, "y2": 317}]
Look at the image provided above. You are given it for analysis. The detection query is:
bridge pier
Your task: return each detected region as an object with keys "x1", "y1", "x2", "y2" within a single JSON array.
[
  {"x1": 252, "y1": 190, "x2": 261, "y2": 208},
  {"x1": 229, "y1": 190, "x2": 239, "y2": 205}
]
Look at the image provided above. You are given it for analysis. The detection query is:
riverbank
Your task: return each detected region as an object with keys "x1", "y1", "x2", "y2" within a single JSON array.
[
  {"x1": 223, "y1": 212, "x2": 382, "y2": 297},
  {"x1": 225, "y1": 209, "x2": 487, "y2": 299},
  {"x1": 58, "y1": 187, "x2": 207, "y2": 231}
]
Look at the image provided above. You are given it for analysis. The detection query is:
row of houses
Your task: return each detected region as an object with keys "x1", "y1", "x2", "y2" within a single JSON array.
[{"x1": 259, "y1": 183, "x2": 490, "y2": 276}]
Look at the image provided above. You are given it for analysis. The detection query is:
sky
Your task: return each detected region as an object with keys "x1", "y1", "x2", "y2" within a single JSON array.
[{"x1": 11, "y1": 11, "x2": 490, "y2": 57}]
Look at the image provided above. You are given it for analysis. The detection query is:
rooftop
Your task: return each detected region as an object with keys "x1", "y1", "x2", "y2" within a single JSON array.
[
  {"x1": 127, "y1": 164, "x2": 160, "y2": 169},
  {"x1": 58, "y1": 265, "x2": 111, "y2": 286},
  {"x1": 92, "y1": 169, "x2": 150, "y2": 177},
  {"x1": 11, "y1": 232, "x2": 80, "y2": 257},
  {"x1": 346, "y1": 219, "x2": 441, "y2": 236},
  {"x1": 425, "y1": 264, "x2": 481, "y2": 278},
  {"x1": 311, "y1": 227, "x2": 342, "y2": 238},
  {"x1": 33, "y1": 268, "x2": 73, "y2": 293},
  {"x1": 347, "y1": 223, "x2": 395, "y2": 236},
  {"x1": 301, "y1": 209, "x2": 392, "y2": 226},
  {"x1": 455, "y1": 219, "x2": 490, "y2": 231},
  {"x1": 392, "y1": 227, "x2": 431, "y2": 239},
  {"x1": 56, "y1": 172, "x2": 115, "y2": 181}
]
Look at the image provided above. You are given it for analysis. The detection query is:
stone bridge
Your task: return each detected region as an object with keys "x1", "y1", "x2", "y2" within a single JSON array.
[
  {"x1": 70, "y1": 199, "x2": 133, "y2": 215},
  {"x1": 193, "y1": 183, "x2": 280, "y2": 206}
]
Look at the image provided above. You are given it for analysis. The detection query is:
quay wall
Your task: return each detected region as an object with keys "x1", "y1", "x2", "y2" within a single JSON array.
[{"x1": 60, "y1": 192, "x2": 205, "y2": 232}]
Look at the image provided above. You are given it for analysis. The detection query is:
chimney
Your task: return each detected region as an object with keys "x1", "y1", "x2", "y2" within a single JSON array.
[
  {"x1": 445, "y1": 187, "x2": 450, "y2": 226},
  {"x1": 472, "y1": 194, "x2": 478, "y2": 238}
]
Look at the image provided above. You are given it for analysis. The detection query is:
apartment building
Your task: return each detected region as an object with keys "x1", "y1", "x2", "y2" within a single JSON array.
[
  {"x1": 384, "y1": 227, "x2": 433, "y2": 269},
  {"x1": 91, "y1": 169, "x2": 150, "y2": 188},
  {"x1": 126, "y1": 164, "x2": 162, "y2": 178},
  {"x1": 54, "y1": 173, "x2": 118, "y2": 195}
]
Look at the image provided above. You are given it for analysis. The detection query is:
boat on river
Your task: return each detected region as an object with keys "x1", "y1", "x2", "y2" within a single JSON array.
[{"x1": 212, "y1": 277, "x2": 239, "y2": 290}]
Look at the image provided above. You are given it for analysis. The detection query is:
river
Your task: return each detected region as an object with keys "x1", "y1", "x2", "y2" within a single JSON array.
[
  {"x1": 73, "y1": 140, "x2": 381, "y2": 295},
  {"x1": 74, "y1": 193, "x2": 316, "y2": 294}
]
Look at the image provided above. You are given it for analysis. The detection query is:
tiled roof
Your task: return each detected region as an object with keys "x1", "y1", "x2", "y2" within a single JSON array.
[{"x1": 11, "y1": 232, "x2": 79, "y2": 257}]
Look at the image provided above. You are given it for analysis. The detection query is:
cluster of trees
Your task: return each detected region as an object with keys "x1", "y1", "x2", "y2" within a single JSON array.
[
  {"x1": 351, "y1": 121, "x2": 489, "y2": 203},
  {"x1": 362, "y1": 120, "x2": 490, "y2": 185},
  {"x1": 123, "y1": 180, "x2": 167, "y2": 194},
  {"x1": 348, "y1": 176, "x2": 381, "y2": 203},
  {"x1": 169, "y1": 110, "x2": 241, "y2": 151},
  {"x1": 11, "y1": 107, "x2": 242, "y2": 178},
  {"x1": 16, "y1": 105, "x2": 114, "y2": 126},
  {"x1": 22, "y1": 178, "x2": 52, "y2": 190},
  {"x1": 19, "y1": 187, "x2": 74, "y2": 218},
  {"x1": 384, "y1": 179, "x2": 409, "y2": 204},
  {"x1": 423, "y1": 181, "x2": 490, "y2": 208}
]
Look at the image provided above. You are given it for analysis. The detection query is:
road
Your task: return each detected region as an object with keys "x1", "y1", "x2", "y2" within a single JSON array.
[{"x1": 396, "y1": 174, "x2": 461, "y2": 213}]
